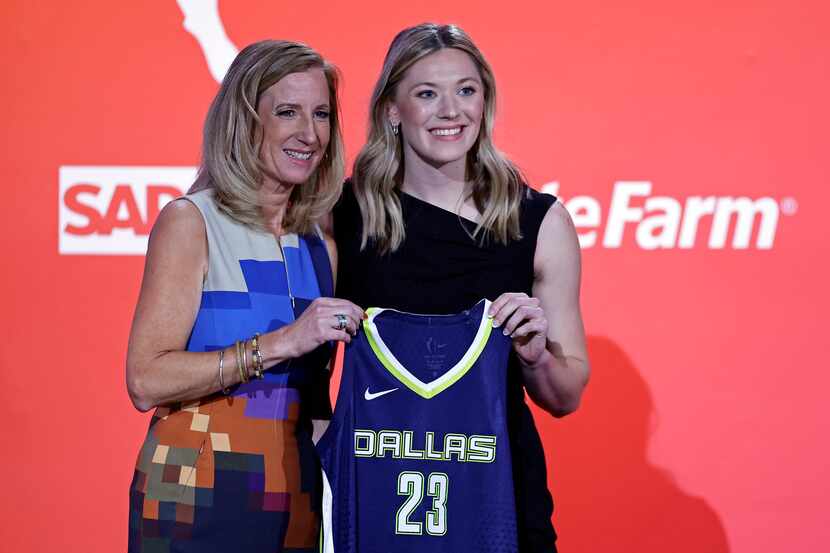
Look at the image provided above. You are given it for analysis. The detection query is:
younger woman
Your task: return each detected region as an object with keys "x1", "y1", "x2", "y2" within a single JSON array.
[{"x1": 335, "y1": 23, "x2": 590, "y2": 552}]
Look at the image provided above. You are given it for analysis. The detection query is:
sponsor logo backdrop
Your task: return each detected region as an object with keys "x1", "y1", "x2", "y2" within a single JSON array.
[{"x1": 1, "y1": 0, "x2": 827, "y2": 551}]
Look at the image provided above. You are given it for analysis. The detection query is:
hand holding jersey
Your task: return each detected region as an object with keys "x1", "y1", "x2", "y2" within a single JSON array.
[
  {"x1": 488, "y1": 292, "x2": 549, "y2": 365},
  {"x1": 277, "y1": 297, "x2": 364, "y2": 355}
]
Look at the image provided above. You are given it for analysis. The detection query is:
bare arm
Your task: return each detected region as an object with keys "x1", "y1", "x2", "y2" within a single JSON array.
[
  {"x1": 489, "y1": 202, "x2": 590, "y2": 417},
  {"x1": 126, "y1": 200, "x2": 362, "y2": 412}
]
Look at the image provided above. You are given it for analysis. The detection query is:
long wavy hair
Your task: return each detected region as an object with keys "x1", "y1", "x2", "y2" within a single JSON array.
[
  {"x1": 352, "y1": 23, "x2": 525, "y2": 253},
  {"x1": 191, "y1": 40, "x2": 344, "y2": 234}
]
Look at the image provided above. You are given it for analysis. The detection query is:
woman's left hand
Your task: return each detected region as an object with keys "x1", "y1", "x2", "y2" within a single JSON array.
[{"x1": 488, "y1": 292, "x2": 549, "y2": 366}]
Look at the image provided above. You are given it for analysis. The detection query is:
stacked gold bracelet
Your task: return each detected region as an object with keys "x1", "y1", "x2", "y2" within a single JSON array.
[
  {"x1": 250, "y1": 333, "x2": 264, "y2": 379},
  {"x1": 225, "y1": 334, "x2": 266, "y2": 386},
  {"x1": 235, "y1": 340, "x2": 248, "y2": 383}
]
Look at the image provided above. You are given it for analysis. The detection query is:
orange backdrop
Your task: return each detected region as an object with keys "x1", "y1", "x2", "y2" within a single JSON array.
[{"x1": 1, "y1": 1, "x2": 828, "y2": 551}]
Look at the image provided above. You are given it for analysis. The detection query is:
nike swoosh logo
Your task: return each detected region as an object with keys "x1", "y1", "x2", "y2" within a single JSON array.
[{"x1": 364, "y1": 387, "x2": 398, "y2": 401}]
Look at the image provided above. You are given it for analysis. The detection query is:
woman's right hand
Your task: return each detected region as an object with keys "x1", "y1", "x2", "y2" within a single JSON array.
[{"x1": 271, "y1": 297, "x2": 365, "y2": 361}]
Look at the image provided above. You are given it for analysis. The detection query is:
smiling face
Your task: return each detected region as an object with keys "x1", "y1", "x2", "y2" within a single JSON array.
[
  {"x1": 257, "y1": 68, "x2": 331, "y2": 189},
  {"x1": 388, "y1": 48, "x2": 485, "y2": 171}
]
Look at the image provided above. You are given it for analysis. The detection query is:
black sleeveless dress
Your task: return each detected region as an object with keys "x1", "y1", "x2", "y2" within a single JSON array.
[{"x1": 334, "y1": 182, "x2": 558, "y2": 552}]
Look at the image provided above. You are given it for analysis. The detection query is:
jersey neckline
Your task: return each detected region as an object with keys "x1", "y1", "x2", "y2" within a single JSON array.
[{"x1": 362, "y1": 299, "x2": 493, "y2": 399}]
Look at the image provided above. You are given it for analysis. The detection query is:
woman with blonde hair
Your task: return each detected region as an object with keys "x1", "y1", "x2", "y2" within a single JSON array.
[
  {"x1": 126, "y1": 40, "x2": 362, "y2": 552},
  {"x1": 335, "y1": 23, "x2": 590, "y2": 551}
]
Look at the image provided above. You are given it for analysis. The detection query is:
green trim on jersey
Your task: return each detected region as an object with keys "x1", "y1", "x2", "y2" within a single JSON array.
[{"x1": 363, "y1": 300, "x2": 493, "y2": 399}]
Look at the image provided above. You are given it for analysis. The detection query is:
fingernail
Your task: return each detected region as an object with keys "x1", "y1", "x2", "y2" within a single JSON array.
[
  {"x1": 502, "y1": 329, "x2": 509, "y2": 336},
  {"x1": 492, "y1": 319, "x2": 500, "y2": 328}
]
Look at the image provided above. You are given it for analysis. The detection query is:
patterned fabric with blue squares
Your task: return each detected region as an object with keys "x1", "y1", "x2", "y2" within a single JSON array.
[{"x1": 128, "y1": 188, "x2": 332, "y2": 553}]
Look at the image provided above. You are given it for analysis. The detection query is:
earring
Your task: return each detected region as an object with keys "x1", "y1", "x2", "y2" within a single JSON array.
[{"x1": 391, "y1": 122, "x2": 400, "y2": 136}]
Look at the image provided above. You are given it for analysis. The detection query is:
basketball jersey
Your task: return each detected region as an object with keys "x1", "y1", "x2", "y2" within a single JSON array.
[{"x1": 316, "y1": 299, "x2": 518, "y2": 552}]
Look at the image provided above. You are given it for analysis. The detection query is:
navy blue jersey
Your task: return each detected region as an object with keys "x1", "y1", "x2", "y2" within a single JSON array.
[{"x1": 316, "y1": 299, "x2": 518, "y2": 552}]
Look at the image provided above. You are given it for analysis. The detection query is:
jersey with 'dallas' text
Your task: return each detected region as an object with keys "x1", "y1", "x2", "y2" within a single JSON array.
[{"x1": 316, "y1": 299, "x2": 518, "y2": 553}]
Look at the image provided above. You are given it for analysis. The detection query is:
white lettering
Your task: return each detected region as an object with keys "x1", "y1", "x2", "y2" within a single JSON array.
[
  {"x1": 636, "y1": 196, "x2": 681, "y2": 249},
  {"x1": 354, "y1": 430, "x2": 376, "y2": 457},
  {"x1": 678, "y1": 197, "x2": 717, "y2": 248},
  {"x1": 544, "y1": 181, "x2": 784, "y2": 250},
  {"x1": 603, "y1": 181, "x2": 651, "y2": 248},
  {"x1": 710, "y1": 197, "x2": 779, "y2": 249},
  {"x1": 566, "y1": 196, "x2": 602, "y2": 248}
]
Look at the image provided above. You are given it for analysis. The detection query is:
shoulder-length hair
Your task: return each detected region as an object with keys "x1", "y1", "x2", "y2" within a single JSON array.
[
  {"x1": 191, "y1": 40, "x2": 344, "y2": 234},
  {"x1": 352, "y1": 23, "x2": 524, "y2": 253}
]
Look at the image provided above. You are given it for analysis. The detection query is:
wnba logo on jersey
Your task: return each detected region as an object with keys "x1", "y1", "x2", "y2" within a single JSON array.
[
  {"x1": 544, "y1": 181, "x2": 795, "y2": 250},
  {"x1": 58, "y1": 166, "x2": 193, "y2": 255}
]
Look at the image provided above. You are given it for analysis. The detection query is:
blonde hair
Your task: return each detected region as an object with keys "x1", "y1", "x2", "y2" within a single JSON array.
[
  {"x1": 191, "y1": 40, "x2": 344, "y2": 234},
  {"x1": 352, "y1": 23, "x2": 524, "y2": 253}
]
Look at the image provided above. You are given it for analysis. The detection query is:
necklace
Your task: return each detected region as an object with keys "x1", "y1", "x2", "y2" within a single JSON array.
[{"x1": 276, "y1": 234, "x2": 296, "y2": 310}]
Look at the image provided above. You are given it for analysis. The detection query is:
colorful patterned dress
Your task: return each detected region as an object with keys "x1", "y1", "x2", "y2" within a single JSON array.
[{"x1": 128, "y1": 189, "x2": 332, "y2": 552}]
